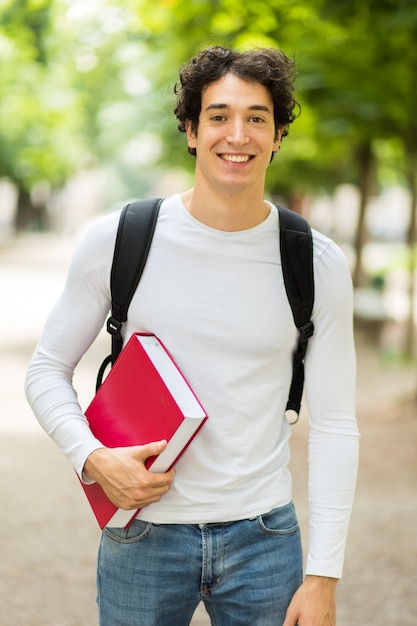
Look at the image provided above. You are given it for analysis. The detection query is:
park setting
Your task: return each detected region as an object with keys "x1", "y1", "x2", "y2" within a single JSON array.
[{"x1": 1, "y1": 1, "x2": 416, "y2": 624}]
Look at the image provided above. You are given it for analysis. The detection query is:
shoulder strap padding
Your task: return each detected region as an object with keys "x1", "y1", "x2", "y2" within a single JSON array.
[
  {"x1": 110, "y1": 198, "x2": 163, "y2": 328},
  {"x1": 278, "y1": 206, "x2": 314, "y2": 329}
]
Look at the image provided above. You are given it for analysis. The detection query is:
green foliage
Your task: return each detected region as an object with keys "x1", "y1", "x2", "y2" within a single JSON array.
[
  {"x1": 0, "y1": 0, "x2": 416, "y2": 211},
  {"x1": 0, "y1": 0, "x2": 84, "y2": 190}
]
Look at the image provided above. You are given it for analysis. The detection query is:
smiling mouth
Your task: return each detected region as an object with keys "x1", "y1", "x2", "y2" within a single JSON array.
[{"x1": 220, "y1": 154, "x2": 252, "y2": 163}]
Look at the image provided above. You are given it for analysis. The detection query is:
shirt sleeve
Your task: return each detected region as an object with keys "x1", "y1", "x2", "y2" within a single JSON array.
[
  {"x1": 24, "y1": 212, "x2": 120, "y2": 478},
  {"x1": 304, "y1": 234, "x2": 360, "y2": 579}
]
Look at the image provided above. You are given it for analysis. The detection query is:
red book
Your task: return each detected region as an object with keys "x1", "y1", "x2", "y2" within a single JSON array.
[{"x1": 81, "y1": 333, "x2": 208, "y2": 529}]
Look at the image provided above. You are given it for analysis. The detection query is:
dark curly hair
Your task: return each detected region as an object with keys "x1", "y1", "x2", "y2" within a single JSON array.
[{"x1": 174, "y1": 46, "x2": 300, "y2": 156}]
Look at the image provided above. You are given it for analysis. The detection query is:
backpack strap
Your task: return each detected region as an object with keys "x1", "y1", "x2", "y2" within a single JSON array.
[
  {"x1": 278, "y1": 206, "x2": 315, "y2": 422},
  {"x1": 96, "y1": 198, "x2": 163, "y2": 390}
]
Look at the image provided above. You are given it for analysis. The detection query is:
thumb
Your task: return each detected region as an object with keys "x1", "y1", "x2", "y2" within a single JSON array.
[{"x1": 135, "y1": 439, "x2": 168, "y2": 460}]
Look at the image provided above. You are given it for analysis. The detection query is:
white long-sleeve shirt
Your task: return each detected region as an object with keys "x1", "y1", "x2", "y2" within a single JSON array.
[{"x1": 25, "y1": 194, "x2": 359, "y2": 578}]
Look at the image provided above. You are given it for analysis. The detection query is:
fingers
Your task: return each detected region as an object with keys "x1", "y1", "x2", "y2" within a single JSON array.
[
  {"x1": 120, "y1": 470, "x2": 173, "y2": 509},
  {"x1": 86, "y1": 442, "x2": 176, "y2": 511}
]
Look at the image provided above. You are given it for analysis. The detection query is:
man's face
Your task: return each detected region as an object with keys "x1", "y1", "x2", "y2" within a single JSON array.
[{"x1": 186, "y1": 73, "x2": 283, "y2": 196}]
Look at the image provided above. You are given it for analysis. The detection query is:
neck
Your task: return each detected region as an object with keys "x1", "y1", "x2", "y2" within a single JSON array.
[{"x1": 182, "y1": 185, "x2": 270, "y2": 232}]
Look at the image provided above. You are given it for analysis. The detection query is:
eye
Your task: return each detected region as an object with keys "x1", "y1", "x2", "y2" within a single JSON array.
[
  {"x1": 250, "y1": 116, "x2": 265, "y2": 123},
  {"x1": 210, "y1": 114, "x2": 226, "y2": 122}
]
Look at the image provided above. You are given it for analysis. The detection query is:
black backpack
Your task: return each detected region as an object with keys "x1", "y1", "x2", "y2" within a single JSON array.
[{"x1": 96, "y1": 198, "x2": 314, "y2": 421}]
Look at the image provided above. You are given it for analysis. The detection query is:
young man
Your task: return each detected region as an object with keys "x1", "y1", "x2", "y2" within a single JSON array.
[{"x1": 25, "y1": 47, "x2": 359, "y2": 625}]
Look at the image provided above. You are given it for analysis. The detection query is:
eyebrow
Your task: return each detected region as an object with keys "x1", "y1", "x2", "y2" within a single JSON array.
[{"x1": 204, "y1": 103, "x2": 273, "y2": 114}]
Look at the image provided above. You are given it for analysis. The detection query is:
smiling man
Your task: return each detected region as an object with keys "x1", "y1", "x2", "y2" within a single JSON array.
[
  {"x1": 25, "y1": 47, "x2": 359, "y2": 626},
  {"x1": 183, "y1": 73, "x2": 283, "y2": 231}
]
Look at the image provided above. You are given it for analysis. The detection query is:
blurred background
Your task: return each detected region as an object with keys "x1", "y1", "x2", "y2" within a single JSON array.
[{"x1": 0, "y1": 0, "x2": 416, "y2": 624}]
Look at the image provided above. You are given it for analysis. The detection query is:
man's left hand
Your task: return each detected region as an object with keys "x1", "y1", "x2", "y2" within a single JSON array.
[{"x1": 283, "y1": 575, "x2": 338, "y2": 626}]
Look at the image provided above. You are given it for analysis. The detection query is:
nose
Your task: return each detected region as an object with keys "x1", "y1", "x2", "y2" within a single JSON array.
[{"x1": 226, "y1": 118, "x2": 249, "y2": 146}]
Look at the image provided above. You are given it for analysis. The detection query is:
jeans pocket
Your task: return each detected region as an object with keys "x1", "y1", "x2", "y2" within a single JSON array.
[
  {"x1": 257, "y1": 502, "x2": 300, "y2": 536},
  {"x1": 102, "y1": 519, "x2": 153, "y2": 544}
]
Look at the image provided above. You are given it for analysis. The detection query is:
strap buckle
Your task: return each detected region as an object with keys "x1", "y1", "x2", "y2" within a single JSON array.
[
  {"x1": 299, "y1": 320, "x2": 314, "y2": 343},
  {"x1": 106, "y1": 316, "x2": 122, "y2": 338}
]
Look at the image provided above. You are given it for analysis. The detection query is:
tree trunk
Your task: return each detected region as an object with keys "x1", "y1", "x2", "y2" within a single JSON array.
[
  {"x1": 15, "y1": 186, "x2": 46, "y2": 231},
  {"x1": 353, "y1": 140, "x2": 375, "y2": 288},
  {"x1": 404, "y1": 152, "x2": 417, "y2": 360}
]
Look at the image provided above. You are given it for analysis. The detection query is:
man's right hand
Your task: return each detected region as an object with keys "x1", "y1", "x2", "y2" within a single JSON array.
[{"x1": 83, "y1": 440, "x2": 175, "y2": 510}]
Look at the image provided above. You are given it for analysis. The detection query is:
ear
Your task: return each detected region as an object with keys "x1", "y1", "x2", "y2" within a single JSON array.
[
  {"x1": 185, "y1": 120, "x2": 197, "y2": 149},
  {"x1": 273, "y1": 127, "x2": 285, "y2": 152}
]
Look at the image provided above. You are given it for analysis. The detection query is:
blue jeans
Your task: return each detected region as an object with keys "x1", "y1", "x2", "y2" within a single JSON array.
[{"x1": 97, "y1": 501, "x2": 303, "y2": 626}]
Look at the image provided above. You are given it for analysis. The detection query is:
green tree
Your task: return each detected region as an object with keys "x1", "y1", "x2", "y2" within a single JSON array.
[
  {"x1": 0, "y1": 0, "x2": 159, "y2": 228},
  {"x1": 313, "y1": 0, "x2": 417, "y2": 355}
]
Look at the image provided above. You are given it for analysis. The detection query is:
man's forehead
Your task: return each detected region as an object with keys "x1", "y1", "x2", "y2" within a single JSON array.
[
  {"x1": 201, "y1": 74, "x2": 274, "y2": 112},
  {"x1": 204, "y1": 102, "x2": 273, "y2": 115}
]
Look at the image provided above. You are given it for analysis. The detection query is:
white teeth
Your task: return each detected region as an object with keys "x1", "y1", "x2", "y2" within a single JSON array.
[{"x1": 222, "y1": 154, "x2": 250, "y2": 163}]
